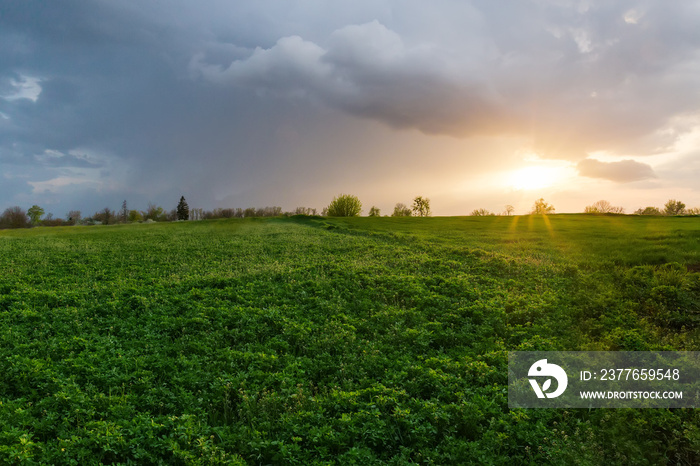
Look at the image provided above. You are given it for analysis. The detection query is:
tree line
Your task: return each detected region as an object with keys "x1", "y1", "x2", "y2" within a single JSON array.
[{"x1": 0, "y1": 195, "x2": 697, "y2": 230}]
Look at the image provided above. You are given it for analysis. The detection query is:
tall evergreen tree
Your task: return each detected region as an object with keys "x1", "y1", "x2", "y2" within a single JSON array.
[
  {"x1": 176, "y1": 196, "x2": 189, "y2": 220},
  {"x1": 121, "y1": 200, "x2": 128, "y2": 223}
]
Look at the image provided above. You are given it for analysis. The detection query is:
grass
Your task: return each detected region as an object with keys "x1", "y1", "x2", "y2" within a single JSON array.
[{"x1": 0, "y1": 215, "x2": 698, "y2": 464}]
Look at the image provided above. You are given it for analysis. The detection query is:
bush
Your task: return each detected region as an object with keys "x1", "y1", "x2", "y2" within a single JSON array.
[
  {"x1": 327, "y1": 194, "x2": 362, "y2": 217},
  {"x1": 368, "y1": 206, "x2": 381, "y2": 217}
]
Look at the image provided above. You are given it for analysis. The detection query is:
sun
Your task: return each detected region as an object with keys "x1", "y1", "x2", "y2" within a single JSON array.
[{"x1": 507, "y1": 166, "x2": 560, "y2": 191}]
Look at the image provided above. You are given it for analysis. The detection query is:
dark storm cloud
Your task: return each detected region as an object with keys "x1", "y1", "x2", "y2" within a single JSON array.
[
  {"x1": 193, "y1": 20, "x2": 512, "y2": 137},
  {"x1": 195, "y1": 1, "x2": 700, "y2": 158},
  {"x1": 577, "y1": 158, "x2": 656, "y2": 183}
]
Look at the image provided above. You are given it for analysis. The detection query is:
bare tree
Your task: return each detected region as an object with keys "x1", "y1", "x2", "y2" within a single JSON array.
[
  {"x1": 66, "y1": 210, "x2": 82, "y2": 225},
  {"x1": 94, "y1": 207, "x2": 115, "y2": 225},
  {"x1": 584, "y1": 200, "x2": 624, "y2": 214},
  {"x1": 471, "y1": 208, "x2": 495, "y2": 216},
  {"x1": 0, "y1": 206, "x2": 30, "y2": 229}
]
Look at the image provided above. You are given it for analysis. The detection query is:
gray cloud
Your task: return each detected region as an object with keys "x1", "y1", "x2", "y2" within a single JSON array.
[
  {"x1": 577, "y1": 158, "x2": 656, "y2": 183},
  {"x1": 1, "y1": 0, "x2": 699, "y2": 215},
  {"x1": 193, "y1": 2, "x2": 700, "y2": 158},
  {"x1": 194, "y1": 21, "x2": 513, "y2": 137}
]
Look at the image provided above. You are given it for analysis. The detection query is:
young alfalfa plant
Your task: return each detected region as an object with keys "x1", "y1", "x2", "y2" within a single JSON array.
[{"x1": 326, "y1": 194, "x2": 362, "y2": 217}]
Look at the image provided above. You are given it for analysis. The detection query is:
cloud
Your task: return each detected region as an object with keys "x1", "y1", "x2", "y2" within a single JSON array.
[
  {"x1": 192, "y1": 3, "x2": 700, "y2": 159},
  {"x1": 0, "y1": 75, "x2": 42, "y2": 102},
  {"x1": 577, "y1": 158, "x2": 656, "y2": 183},
  {"x1": 34, "y1": 150, "x2": 102, "y2": 168},
  {"x1": 2, "y1": 0, "x2": 700, "y2": 214},
  {"x1": 194, "y1": 21, "x2": 511, "y2": 137}
]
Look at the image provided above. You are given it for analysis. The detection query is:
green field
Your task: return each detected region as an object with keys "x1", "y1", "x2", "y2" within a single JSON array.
[{"x1": 0, "y1": 215, "x2": 698, "y2": 464}]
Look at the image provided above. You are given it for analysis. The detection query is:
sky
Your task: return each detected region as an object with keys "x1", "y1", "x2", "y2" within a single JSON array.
[{"x1": 1, "y1": 0, "x2": 700, "y2": 217}]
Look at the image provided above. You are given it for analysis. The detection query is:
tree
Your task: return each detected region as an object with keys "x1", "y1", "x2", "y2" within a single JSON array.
[
  {"x1": 144, "y1": 203, "x2": 165, "y2": 221},
  {"x1": 190, "y1": 207, "x2": 204, "y2": 220},
  {"x1": 128, "y1": 210, "x2": 143, "y2": 222},
  {"x1": 94, "y1": 207, "x2": 115, "y2": 225},
  {"x1": 121, "y1": 200, "x2": 129, "y2": 223},
  {"x1": 177, "y1": 196, "x2": 189, "y2": 220},
  {"x1": 584, "y1": 200, "x2": 624, "y2": 214},
  {"x1": 294, "y1": 207, "x2": 317, "y2": 216},
  {"x1": 66, "y1": 210, "x2": 81, "y2": 225},
  {"x1": 27, "y1": 205, "x2": 45, "y2": 225},
  {"x1": 531, "y1": 198, "x2": 555, "y2": 215},
  {"x1": 368, "y1": 206, "x2": 381, "y2": 217},
  {"x1": 470, "y1": 208, "x2": 494, "y2": 216},
  {"x1": 664, "y1": 199, "x2": 685, "y2": 216},
  {"x1": 635, "y1": 206, "x2": 662, "y2": 215},
  {"x1": 0, "y1": 206, "x2": 30, "y2": 229},
  {"x1": 504, "y1": 205, "x2": 514, "y2": 216},
  {"x1": 412, "y1": 196, "x2": 431, "y2": 217},
  {"x1": 327, "y1": 194, "x2": 362, "y2": 217},
  {"x1": 392, "y1": 203, "x2": 412, "y2": 217}
]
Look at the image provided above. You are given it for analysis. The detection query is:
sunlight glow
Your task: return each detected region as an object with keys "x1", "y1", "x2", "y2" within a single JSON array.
[{"x1": 507, "y1": 166, "x2": 563, "y2": 191}]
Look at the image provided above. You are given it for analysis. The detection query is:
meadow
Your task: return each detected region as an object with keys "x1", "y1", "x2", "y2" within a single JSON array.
[{"x1": 0, "y1": 215, "x2": 698, "y2": 464}]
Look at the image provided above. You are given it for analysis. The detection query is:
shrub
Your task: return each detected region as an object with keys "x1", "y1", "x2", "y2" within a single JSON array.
[
  {"x1": 368, "y1": 206, "x2": 381, "y2": 217},
  {"x1": 327, "y1": 194, "x2": 362, "y2": 217}
]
